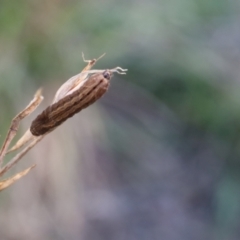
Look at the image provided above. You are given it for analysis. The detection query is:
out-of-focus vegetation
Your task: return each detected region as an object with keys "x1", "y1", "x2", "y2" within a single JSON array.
[{"x1": 1, "y1": 0, "x2": 240, "y2": 239}]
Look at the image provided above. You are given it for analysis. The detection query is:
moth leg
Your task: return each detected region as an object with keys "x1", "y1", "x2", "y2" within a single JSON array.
[{"x1": 81, "y1": 52, "x2": 106, "y2": 72}]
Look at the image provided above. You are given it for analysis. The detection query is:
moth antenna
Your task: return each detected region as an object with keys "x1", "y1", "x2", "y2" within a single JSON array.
[
  {"x1": 81, "y1": 52, "x2": 106, "y2": 63},
  {"x1": 96, "y1": 53, "x2": 106, "y2": 61},
  {"x1": 110, "y1": 67, "x2": 128, "y2": 74},
  {"x1": 83, "y1": 67, "x2": 128, "y2": 75},
  {"x1": 82, "y1": 52, "x2": 92, "y2": 63}
]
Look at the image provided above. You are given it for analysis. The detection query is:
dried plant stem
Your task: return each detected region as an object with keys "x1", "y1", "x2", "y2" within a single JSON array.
[
  {"x1": 0, "y1": 89, "x2": 43, "y2": 167},
  {"x1": 0, "y1": 136, "x2": 43, "y2": 177},
  {"x1": 0, "y1": 165, "x2": 36, "y2": 192},
  {"x1": 7, "y1": 129, "x2": 34, "y2": 153}
]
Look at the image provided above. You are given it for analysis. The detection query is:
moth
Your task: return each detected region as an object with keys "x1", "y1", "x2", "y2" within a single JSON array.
[
  {"x1": 30, "y1": 54, "x2": 127, "y2": 136},
  {"x1": 0, "y1": 54, "x2": 127, "y2": 190}
]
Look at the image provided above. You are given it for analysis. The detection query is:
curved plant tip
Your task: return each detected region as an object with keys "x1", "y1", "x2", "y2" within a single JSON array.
[{"x1": 0, "y1": 164, "x2": 36, "y2": 192}]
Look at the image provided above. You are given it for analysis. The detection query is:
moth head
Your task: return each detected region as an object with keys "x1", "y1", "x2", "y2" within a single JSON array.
[{"x1": 102, "y1": 70, "x2": 112, "y2": 80}]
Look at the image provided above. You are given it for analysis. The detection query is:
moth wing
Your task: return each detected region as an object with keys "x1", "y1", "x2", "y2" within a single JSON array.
[{"x1": 53, "y1": 72, "x2": 88, "y2": 103}]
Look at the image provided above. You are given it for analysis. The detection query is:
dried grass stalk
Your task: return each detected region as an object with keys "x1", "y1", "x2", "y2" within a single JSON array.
[
  {"x1": 0, "y1": 165, "x2": 36, "y2": 191},
  {"x1": 0, "y1": 89, "x2": 43, "y2": 166},
  {"x1": 0, "y1": 136, "x2": 43, "y2": 177}
]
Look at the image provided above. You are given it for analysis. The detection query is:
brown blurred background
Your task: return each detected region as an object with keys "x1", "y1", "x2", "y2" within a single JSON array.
[{"x1": 1, "y1": 0, "x2": 240, "y2": 239}]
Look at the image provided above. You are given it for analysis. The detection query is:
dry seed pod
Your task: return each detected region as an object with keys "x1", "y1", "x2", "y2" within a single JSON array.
[{"x1": 30, "y1": 70, "x2": 112, "y2": 136}]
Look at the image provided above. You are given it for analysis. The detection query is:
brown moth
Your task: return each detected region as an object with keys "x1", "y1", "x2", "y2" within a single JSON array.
[
  {"x1": 30, "y1": 70, "x2": 110, "y2": 136},
  {"x1": 30, "y1": 66, "x2": 127, "y2": 136},
  {"x1": 8, "y1": 54, "x2": 127, "y2": 152},
  {"x1": 0, "y1": 55, "x2": 127, "y2": 189}
]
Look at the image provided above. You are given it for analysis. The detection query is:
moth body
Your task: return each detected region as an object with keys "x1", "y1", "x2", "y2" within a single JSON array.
[{"x1": 30, "y1": 71, "x2": 111, "y2": 136}]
